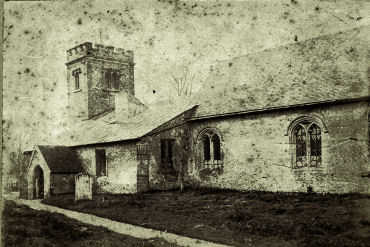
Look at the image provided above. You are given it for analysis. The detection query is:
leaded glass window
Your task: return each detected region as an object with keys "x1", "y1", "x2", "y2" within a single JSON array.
[
  {"x1": 200, "y1": 130, "x2": 223, "y2": 170},
  {"x1": 295, "y1": 125, "x2": 307, "y2": 168},
  {"x1": 212, "y1": 134, "x2": 221, "y2": 161},
  {"x1": 293, "y1": 121, "x2": 322, "y2": 168},
  {"x1": 203, "y1": 135, "x2": 211, "y2": 161},
  {"x1": 309, "y1": 124, "x2": 322, "y2": 167}
]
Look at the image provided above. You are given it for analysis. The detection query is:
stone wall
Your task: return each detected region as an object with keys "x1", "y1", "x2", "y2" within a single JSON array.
[
  {"x1": 26, "y1": 150, "x2": 51, "y2": 199},
  {"x1": 140, "y1": 109, "x2": 194, "y2": 191},
  {"x1": 50, "y1": 173, "x2": 76, "y2": 195},
  {"x1": 187, "y1": 100, "x2": 369, "y2": 194},
  {"x1": 140, "y1": 124, "x2": 189, "y2": 191},
  {"x1": 67, "y1": 61, "x2": 89, "y2": 120},
  {"x1": 74, "y1": 141, "x2": 138, "y2": 194},
  {"x1": 66, "y1": 42, "x2": 135, "y2": 121},
  {"x1": 87, "y1": 59, "x2": 134, "y2": 118}
]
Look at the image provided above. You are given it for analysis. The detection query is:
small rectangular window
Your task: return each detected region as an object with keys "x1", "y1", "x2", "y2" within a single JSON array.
[
  {"x1": 72, "y1": 68, "x2": 81, "y2": 90},
  {"x1": 95, "y1": 149, "x2": 107, "y2": 176},
  {"x1": 137, "y1": 144, "x2": 148, "y2": 160},
  {"x1": 75, "y1": 74, "x2": 80, "y2": 90},
  {"x1": 160, "y1": 139, "x2": 174, "y2": 168}
]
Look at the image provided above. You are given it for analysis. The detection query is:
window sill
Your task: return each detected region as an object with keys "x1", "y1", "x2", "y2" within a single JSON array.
[
  {"x1": 102, "y1": 88, "x2": 121, "y2": 93},
  {"x1": 292, "y1": 166, "x2": 324, "y2": 171},
  {"x1": 97, "y1": 175, "x2": 108, "y2": 178},
  {"x1": 73, "y1": 89, "x2": 82, "y2": 93},
  {"x1": 199, "y1": 166, "x2": 223, "y2": 177},
  {"x1": 203, "y1": 160, "x2": 223, "y2": 169}
]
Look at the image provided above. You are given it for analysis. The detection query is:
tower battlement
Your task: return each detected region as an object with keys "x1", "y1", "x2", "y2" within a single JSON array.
[
  {"x1": 66, "y1": 42, "x2": 133, "y2": 64},
  {"x1": 66, "y1": 42, "x2": 135, "y2": 121}
]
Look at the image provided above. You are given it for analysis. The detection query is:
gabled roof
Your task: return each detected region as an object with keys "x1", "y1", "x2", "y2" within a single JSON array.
[
  {"x1": 55, "y1": 97, "x2": 197, "y2": 147},
  {"x1": 37, "y1": 145, "x2": 84, "y2": 173},
  {"x1": 192, "y1": 26, "x2": 370, "y2": 118}
]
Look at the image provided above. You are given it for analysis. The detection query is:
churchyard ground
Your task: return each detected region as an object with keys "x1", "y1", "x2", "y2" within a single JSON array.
[
  {"x1": 1, "y1": 199, "x2": 180, "y2": 247},
  {"x1": 43, "y1": 189, "x2": 370, "y2": 247}
]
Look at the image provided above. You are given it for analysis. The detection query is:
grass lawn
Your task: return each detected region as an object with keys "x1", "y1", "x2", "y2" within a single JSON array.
[
  {"x1": 43, "y1": 189, "x2": 370, "y2": 247},
  {"x1": 1, "y1": 199, "x2": 180, "y2": 247}
]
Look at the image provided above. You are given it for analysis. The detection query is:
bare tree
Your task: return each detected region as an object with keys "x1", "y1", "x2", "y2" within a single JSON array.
[
  {"x1": 3, "y1": 118, "x2": 33, "y2": 179},
  {"x1": 170, "y1": 65, "x2": 196, "y2": 97}
]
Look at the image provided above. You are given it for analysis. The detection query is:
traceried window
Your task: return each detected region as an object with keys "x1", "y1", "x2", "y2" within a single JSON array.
[
  {"x1": 203, "y1": 135, "x2": 211, "y2": 161},
  {"x1": 295, "y1": 125, "x2": 307, "y2": 167},
  {"x1": 199, "y1": 130, "x2": 222, "y2": 169},
  {"x1": 212, "y1": 134, "x2": 221, "y2": 161},
  {"x1": 95, "y1": 149, "x2": 107, "y2": 176},
  {"x1": 72, "y1": 68, "x2": 81, "y2": 90},
  {"x1": 292, "y1": 121, "x2": 322, "y2": 168},
  {"x1": 309, "y1": 123, "x2": 322, "y2": 167},
  {"x1": 104, "y1": 70, "x2": 119, "y2": 90}
]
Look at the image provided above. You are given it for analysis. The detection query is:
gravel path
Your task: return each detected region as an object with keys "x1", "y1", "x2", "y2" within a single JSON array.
[{"x1": 4, "y1": 194, "x2": 233, "y2": 247}]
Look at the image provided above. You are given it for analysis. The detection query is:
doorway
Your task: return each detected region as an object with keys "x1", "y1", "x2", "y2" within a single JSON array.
[{"x1": 33, "y1": 165, "x2": 44, "y2": 199}]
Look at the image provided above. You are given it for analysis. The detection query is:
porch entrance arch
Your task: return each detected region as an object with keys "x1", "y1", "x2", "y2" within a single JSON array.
[{"x1": 33, "y1": 165, "x2": 44, "y2": 199}]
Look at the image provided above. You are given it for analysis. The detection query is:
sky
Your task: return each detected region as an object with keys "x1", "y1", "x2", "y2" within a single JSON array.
[{"x1": 2, "y1": 0, "x2": 369, "y2": 177}]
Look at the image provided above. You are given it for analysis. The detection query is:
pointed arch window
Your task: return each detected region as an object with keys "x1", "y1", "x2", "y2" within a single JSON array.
[
  {"x1": 199, "y1": 129, "x2": 223, "y2": 169},
  {"x1": 295, "y1": 125, "x2": 307, "y2": 167},
  {"x1": 291, "y1": 120, "x2": 323, "y2": 168},
  {"x1": 309, "y1": 123, "x2": 322, "y2": 167},
  {"x1": 212, "y1": 134, "x2": 221, "y2": 161},
  {"x1": 203, "y1": 135, "x2": 211, "y2": 161}
]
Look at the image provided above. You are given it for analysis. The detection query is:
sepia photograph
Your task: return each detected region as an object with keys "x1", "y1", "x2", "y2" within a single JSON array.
[{"x1": 2, "y1": 0, "x2": 370, "y2": 246}]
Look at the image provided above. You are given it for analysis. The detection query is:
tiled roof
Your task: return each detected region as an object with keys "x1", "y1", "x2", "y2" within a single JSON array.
[
  {"x1": 55, "y1": 97, "x2": 197, "y2": 147},
  {"x1": 38, "y1": 145, "x2": 84, "y2": 173},
  {"x1": 192, "y1": 26, "x2": 370, "y2": 118}
]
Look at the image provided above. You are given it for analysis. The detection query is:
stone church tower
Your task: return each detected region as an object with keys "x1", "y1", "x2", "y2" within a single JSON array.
[{"x1": 66, "y1": 42, "x2": 135, "y2": 120}]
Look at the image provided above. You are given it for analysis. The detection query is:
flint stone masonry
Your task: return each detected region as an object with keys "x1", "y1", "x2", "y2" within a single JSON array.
[
  {"x1": 141, "y1": 124, "x2": 189, "y2": 191},
  {"x1": 75, "y1": 141, "x2": 138, "y2": 194},
  {"x1": 67, "y1": 61, "x2": 89, "y2": 119},
  {"x1": 187, "y1": 100, "x2": 369, "y2": 194},
  {"x1": 67, "y1": 42, "x2": 135, "y2": 120},
  {"x1": 139, "y1": 109, "x2": 195, "y2": 191},
  {"x1": 20, "y1": 29, "x2": 369, "y2": 199},
  {"x1": 87, "y1": 60, "x2": 134, "y2": 118},
  {"x1": 66, "y1": 42, "x2": 134, "y2": 64},
  {"x1": 50, "y1": 174, "x2": 76, "y2": 195}
]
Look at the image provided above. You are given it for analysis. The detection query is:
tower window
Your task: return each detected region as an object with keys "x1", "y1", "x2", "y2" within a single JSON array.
[
  {"x1": 105, "y1": 70, "x2": 120, "y2": 90},
  {"x1": 72, "y1": 68, "x2": 81, "y2": 90}
]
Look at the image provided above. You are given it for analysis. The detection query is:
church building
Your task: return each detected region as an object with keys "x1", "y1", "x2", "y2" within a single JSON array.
[{"x1": 21, "y1": 26, "x2": 370, "y2": 199}]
